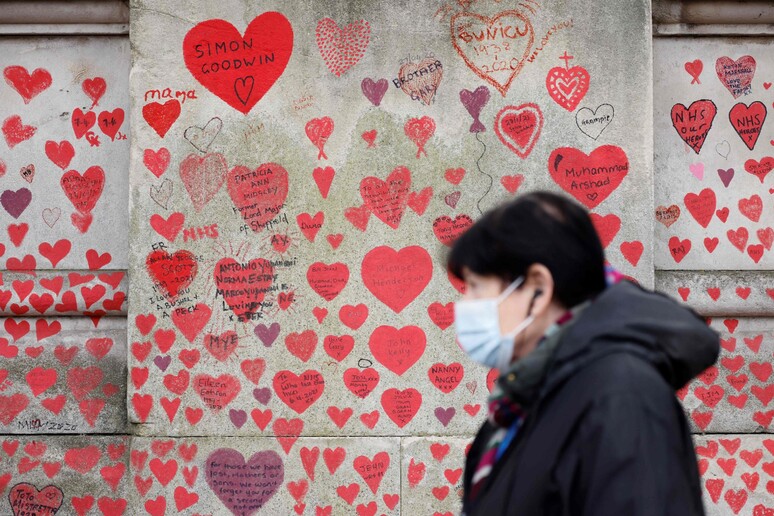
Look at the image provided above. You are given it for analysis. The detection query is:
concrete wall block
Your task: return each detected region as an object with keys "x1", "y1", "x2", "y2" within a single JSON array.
[
  {"x1": 128, "y1": 0, "x2": 653, "y2": 436},
  {"x1": 0, "y1": 270, "x2": 127, "y2": 317},
  {"x1": 656, "y1": 270, "x2": 774, "y2": 316},
  {"x1": 129, "y1": 436, "x2": 400, "y2": 515},
  {"x1": 0, "y1": 434, "x2": 131, "y2": 515},
  {"x1": 654, "y1": 37, "x2": 774, "y2": 270},
  {"x1": 695, "y1": 434, "x2": 774, "y2": 516},
  {"x1": 681, "y1": 317, "x2": 774, "y2": 434},
  {"x1": 0, "y1": 317, "x2": 128, "y2": 434},
  {"x1": 401, "y1": 436, "x2": 471, "y2": 516},
  {"x1": 0, "y1": 37, "x2": 130, "y2": 270}
]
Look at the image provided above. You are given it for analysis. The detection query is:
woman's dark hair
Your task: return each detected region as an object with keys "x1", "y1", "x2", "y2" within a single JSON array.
[{"x1": 447, "y1": 191, "x2": 607, "y2": 307}]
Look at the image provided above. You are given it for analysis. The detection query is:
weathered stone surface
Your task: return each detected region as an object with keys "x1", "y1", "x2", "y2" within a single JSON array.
[
  {"x1": 0, "y1": 270, "x2": 127, "y2": 317},
  {"x1": 656, "y1": 271, "x2": 774, "y2": 316},
  {"x1": 654, "y1": 38, "x2": 774, "y2": 270},
  {"x1": 128, "y1": 0, "x2": 653, "y2": 436},
  {"x1": 0, "y1": 435, "x2": 131, "y2": 515},
  {"x1": 129, "y1": 436, "x2": 400, "y2": 515},
  {"x1": 695, "y1": 434, "x2": 774, "y2": 516},
  {"x1": 401, "y1": 436, "x2": 470, "y2": 516},
  {"x1": 681, "y1": 317, "x2": 774, "y2": 434},
  {"x1": 0, "y1": 37, "x2": 130, "y2": 270},
  {"x1": 0, "y1": 317, "x2": 128, "y2": 434}
]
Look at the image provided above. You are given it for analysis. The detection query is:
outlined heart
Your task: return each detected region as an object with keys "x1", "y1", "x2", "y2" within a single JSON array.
[
  {"x1": 450, "y1": 10, "x2": 534, "y2": 96},
  {"x1": 729, "y1": 101, "x2": 766, "y2": 151},
  {"x1": 494, "y1": 103, "x2": 543, "y2": 159},
  {"x1": 715, "y1": 55, "x2": 756, "y2": 98},
  {"x1": 576, "y1": 104, "x2": 614, "y2": 140},
  {"x1": 398, "y1": 58, "x2": 443, "y2": 106},
  {"x1": 315, "y1": 18, "x2": 370, "y2": 77},
  {"x1": 670, "y1": 100, "x2": 717, "y2": 154},
  {"x1": 183, "y1": 13, "x2": 293, "y2": 113}
]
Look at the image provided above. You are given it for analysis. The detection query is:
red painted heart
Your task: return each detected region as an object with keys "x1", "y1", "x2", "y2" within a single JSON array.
[
  {"x1": 548, "y1": 145, "x2": 629, "y2": 209},
  {"x1": 183, "y1": 13, "x2": 293, "y2": 113}
]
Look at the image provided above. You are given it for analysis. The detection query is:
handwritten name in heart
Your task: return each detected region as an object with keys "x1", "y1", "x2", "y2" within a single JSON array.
[
  {"x1": 183, "y1": 13, "x2": 293, "y2": 113},
  {"x1": 548, "y1": 145, "x2": 629, "y2": 209}
]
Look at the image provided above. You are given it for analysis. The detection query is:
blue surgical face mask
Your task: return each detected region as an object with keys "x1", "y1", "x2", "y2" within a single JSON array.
[{"x1": 454, "y1": 276, "x2": 535, "y2": 371}]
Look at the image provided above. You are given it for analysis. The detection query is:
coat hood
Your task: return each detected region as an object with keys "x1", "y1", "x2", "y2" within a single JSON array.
[{"x1": 547, "y1": 280, "x2": 720, "y2": 391}]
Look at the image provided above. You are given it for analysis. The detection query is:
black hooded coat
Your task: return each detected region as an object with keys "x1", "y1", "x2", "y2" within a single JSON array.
[{"x1": 461, "y1": 281, "x2": 720, "y2": 516}]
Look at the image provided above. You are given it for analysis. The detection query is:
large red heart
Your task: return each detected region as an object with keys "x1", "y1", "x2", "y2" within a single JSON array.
[
  {"x1": 729, "y1": 101, "x2": 766, "y2": 151},
  {"x1": 683, "y1": 188, "x2": 716, "y2": 228},
  {"x1": 450, "y1": 10, "x2": 534, "y2": 96},
  {"x1": 546, "y1": 66, "x2": 589, "y2": 112},
  {"x1": 142, "y1": 100, "x2": 180, "y2": 138},
  {"x1": 548, "y1": 145, "x2": 629, "y2": 209},
  {"x1": 715, "y1": 55, "x2": 756, "y2": 98},
  {"x1": 361, "y1": 246, "x2": 432, "y2": 313},
  {"x1": 273, "y1": 370, "x2": 324, "y2": 414},
  {"x1": 369, "y1": 325, "x2": 426, "y2": 376},
  {"x1": 494, "y1": 103, "x2": 543, "y2": 158},
  {"x1": 3, "y1": 66, "x2": 52, "y2": 103},
  {"x1": 146, "y1": 249, "x2": 198, "y2": 301},
  {"x1": 227, "y1": 163, "x2": 289, "y2": 232},
  {"x1": 360, "y1": 166, "x2": 411, "y2": 229},
  {"x1": 183, "y1": 13, "x2": 293, "y2": 114},
  {"x1": 60, "y1": 166, "x2": 105, "y2": 214},
  {"x1": 213, "y1": 258, "x2": 273, "y2": 321},
  {"x1": 670, "y1": 100, "x2": 717, "y2": 154}
]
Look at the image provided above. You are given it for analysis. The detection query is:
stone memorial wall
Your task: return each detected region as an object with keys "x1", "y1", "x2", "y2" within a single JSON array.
[{"x1": 0, "y1": 1, "x2": 772, "y2": 515}]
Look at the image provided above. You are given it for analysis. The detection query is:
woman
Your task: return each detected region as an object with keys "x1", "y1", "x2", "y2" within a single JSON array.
[{"x1": 449, "y1": 191, "x2": 719, "y2": 515}]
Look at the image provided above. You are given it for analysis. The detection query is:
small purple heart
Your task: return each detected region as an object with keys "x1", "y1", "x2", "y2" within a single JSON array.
[
  {"x1": 229, "y1": 409, "x2": 247, "y2": 428},
  {"x1": 434, "y1": 406, "x2": 456, "y2": 427},
  {"x1": 460, "y1": 86, "x2": 491, "y2": 133},
  {"x1": 361, "y1": 78, "x2": 389, "y2": 107},
  {"x1": 253, "y1": 387, "x2": 272, "y2": 405},
  {"x1": 153, "y1": 355, "x2": 171, "y2": 371},
  {"x1": 1, "y1": 188, "x2": 32, "y2": 219},
  {"x1": 718, "y1": 168, "x2": 735, "y2": 188},
  {"x1": 445, "y1": 191, "x2": 461, "y2": 208},
  {"x1": 254, "y1": 322, "x2": 280, "y2": 347}
]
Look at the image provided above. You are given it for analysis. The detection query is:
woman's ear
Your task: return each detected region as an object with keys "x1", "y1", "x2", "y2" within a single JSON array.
[{"x1": 524, "y1": 263, "x2": 556, "y2": 315}]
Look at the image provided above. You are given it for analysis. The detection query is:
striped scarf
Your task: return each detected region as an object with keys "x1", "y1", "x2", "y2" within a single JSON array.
[{"x1": 468, "y1": 302, "x2": 589, "y2": 502}]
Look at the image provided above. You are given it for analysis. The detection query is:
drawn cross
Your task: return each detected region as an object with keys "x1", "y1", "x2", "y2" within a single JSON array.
[{"x1": 559, "y1": 51, "x2": 574, "y2": 69}]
